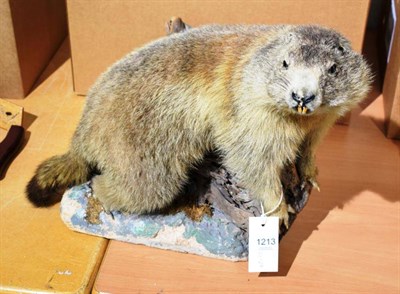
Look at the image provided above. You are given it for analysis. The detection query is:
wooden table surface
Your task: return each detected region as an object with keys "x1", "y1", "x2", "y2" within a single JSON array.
[
  {"x1": 93, "y1": 107, "x2": 400, "y2": 293},
  {"x1": 0, "y1": 40, "x2": 108, "y2": 294}
]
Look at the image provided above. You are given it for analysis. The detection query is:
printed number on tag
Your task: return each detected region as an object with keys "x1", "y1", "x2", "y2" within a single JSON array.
[{"x1": 248, "y1": 216, "x2": 279, "y2": 273}]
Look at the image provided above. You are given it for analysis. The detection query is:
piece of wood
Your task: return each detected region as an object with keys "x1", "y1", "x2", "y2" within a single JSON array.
[
  {"x1": 0, "y1": 99, "x2": 23, "y2": 130},
  {"x1": 0, "y1": 125, "x2": 25, "y2": 178},
  {"x1": 0, "y1": 100, "x2": 24, "y2": 177},
  {"x1": 60, "y1": 157, "x2": 311, "y2": 261}
]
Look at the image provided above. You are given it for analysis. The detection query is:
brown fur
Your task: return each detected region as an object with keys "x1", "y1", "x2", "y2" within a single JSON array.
[{"x1": 26, "y1": 24, "x2": 371, "y2": 228}]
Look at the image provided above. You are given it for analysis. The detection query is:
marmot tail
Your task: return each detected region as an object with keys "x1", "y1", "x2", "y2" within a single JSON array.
[{"x1": 26, "y1": 152, "x2": 91, "y2": 207}]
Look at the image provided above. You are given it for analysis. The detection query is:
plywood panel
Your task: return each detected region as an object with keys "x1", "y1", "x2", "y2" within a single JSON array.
[{"x1": 67, "y1": 0, "x2": 370, "y2": 94}]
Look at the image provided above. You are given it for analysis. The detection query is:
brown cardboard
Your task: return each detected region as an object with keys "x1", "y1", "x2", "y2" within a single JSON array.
[
  {"x1": 0, "y1": 0, "x2": 67, "y2": 98},
  {"x1": 67, "y1": 0, "x2": 370, "y2": 95},
  {"x1": 383, "y1": 0, "x2": 400, "y2": 139}
]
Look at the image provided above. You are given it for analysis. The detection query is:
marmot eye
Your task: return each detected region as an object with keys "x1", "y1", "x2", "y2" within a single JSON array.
[
  {"x1": 283, "y1": 60, "x2": 289, "y2": 69},
  {"x1": 328, "y1": 64, "x2": 337, "y2": 74}
]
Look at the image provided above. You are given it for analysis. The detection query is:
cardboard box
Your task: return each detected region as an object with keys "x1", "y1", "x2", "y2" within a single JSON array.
[
  {"x1": 0, "y1": 0, "x2": 68, "y2": 98},
  {"x1": 383, "y1": 0, "x2": 400, "y2": 139},
  {"x1": 67, "y1": 0, "x2": 371, "y2": 95}
]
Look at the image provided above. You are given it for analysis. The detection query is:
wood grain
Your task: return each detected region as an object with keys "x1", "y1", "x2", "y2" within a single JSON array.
[{"x1": 93, "y1": 108, "x2": 400, "y2": 293}]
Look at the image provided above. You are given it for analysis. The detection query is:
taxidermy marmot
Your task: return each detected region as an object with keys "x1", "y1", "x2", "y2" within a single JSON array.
[{"x1": 27, "y1": 25, "x2": 371, "y2": 228}]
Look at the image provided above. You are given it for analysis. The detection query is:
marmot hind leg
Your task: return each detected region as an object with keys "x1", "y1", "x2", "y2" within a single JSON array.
[
  {"x1": 91, "y1": 172, "x2": 172, "y2": 214},
  {"x1": 91, "y1": 174, "x2": 131, "y2": 213}
]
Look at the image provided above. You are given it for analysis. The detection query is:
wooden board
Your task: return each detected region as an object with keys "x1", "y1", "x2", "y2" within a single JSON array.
[
  {"x1": 0, "y1": 39, "x2": 108, "y2": 294},
  {"x1": 93, "y1": 108, "x2": 400, "y2": 293},
  {"x1": 0, "y1": 99, "x2": 23, "y2": 130}
]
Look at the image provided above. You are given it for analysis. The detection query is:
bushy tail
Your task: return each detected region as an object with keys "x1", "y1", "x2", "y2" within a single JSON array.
[{"x1": 26, "y1": 152, "x2": 91, "y2": 207}]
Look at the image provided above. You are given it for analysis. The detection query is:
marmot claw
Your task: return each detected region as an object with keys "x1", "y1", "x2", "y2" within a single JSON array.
[
  {"x1": 271, "y1": 201, "x2": 292, "y2": 230},
  {"x1": 309, "y1": 179, "x2": 320, "y2": 192},
  {"x1": 301, "y1": 178, "x2": 320, "y2": 192}
]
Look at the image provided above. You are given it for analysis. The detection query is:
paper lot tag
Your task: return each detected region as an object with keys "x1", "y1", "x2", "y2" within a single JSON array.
[{"x1": 248, "y1": 216, "x2": 279, "y2": 272}]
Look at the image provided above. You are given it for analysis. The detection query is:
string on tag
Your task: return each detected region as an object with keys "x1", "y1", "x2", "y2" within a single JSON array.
[{"x1": 260, "y1": 190, "x2": 284, "y2": 226}]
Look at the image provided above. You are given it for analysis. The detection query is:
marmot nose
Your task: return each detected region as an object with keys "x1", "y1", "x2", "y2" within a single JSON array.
[{"x1": 291, "y1": 92, "x2": 316, "y2": 104}]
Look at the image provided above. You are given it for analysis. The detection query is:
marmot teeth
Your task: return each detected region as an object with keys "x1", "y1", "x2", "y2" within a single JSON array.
[{"x1": 297, "y1": 106, "x2": 308, "y2": 114}]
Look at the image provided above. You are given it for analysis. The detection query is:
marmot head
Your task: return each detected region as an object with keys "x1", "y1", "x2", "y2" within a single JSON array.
[{"x1": 248, "y1": 25, "x2": 372, "y2": 116}]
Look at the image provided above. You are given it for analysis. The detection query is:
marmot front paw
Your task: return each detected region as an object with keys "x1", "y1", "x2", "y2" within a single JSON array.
[
  {"x1": 267, "y1": 200, "x2": 295, "y2": 231},
  {"x1": 299, "y1": 164, "x2": 320, "y2": 192}
]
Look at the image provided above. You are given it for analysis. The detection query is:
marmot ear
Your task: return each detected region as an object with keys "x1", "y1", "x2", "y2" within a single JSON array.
[{"x1": 283, "y1": 32, "x2": 295, "y2": 44}]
